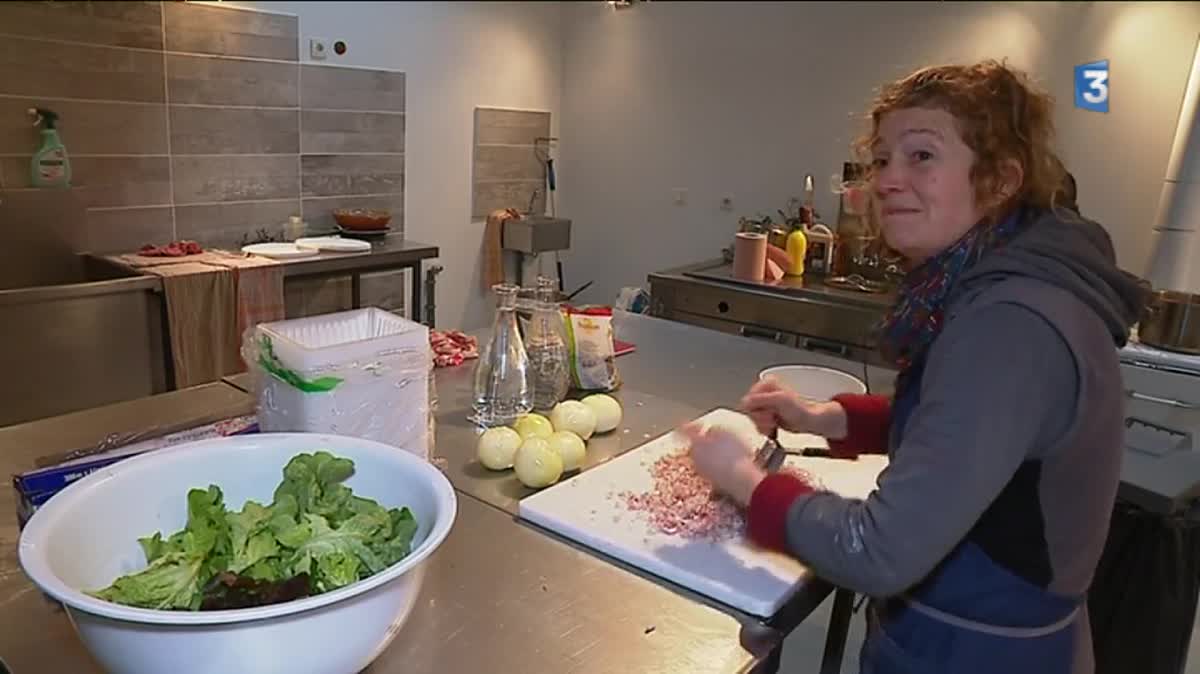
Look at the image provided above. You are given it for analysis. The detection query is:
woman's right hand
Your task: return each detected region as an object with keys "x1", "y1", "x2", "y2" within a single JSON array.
[{"x1": 739, "y1": 377, "x2": 848, "y2": 440}]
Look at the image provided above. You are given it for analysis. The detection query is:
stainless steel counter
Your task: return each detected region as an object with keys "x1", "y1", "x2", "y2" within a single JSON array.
[
  {"x1": 0, "y1": 382, "x2": 258, "y2": 673},
  {"x1": 0, "y1": 370, "x2": 780, "y2": 672},
  {"x1": 430, "y1": 313, "x2": 896, "y2": 519},
  {"x1": 102, "y1": 236, "x2": 440, "y2": 280},
  {"x1": 426, "y1": 310, "x2": 894, "y2": 667},
  {"x1": 230, "y1": 314, "x2": 899, "y2": 672},
  {"x1": 680, "y1": 260, "x2": 896, "y2": 311},
  {"x1": 228, "y1": 312, "x2": 889, "y2": 639},
  {"x1": 610, "y1": 311, "x2": 897, "y2": 400},
  {"x1": 2, "y1": 481, "x2": 762, "y2": 674},
  {"x1": 369, "y1": 494, "x2": 768, "y2": 674}
]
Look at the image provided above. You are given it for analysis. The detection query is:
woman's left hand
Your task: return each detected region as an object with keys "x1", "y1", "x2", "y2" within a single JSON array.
[{"x1": 679, "y1": 422, "x2": 767, "y2": 507}]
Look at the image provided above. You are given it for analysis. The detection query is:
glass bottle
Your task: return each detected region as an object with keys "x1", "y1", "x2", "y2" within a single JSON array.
[
  {"x1": 471, "y1": 284, "x2": 532, "y2": 427},
  {"x1": 526, "y1": 277, "x2": 570, "y2": 410}
]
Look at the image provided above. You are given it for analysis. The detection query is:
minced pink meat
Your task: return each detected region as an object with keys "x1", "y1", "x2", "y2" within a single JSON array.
[{"x1": 618, "y1": 449, "x2": 818, "y2": 542}]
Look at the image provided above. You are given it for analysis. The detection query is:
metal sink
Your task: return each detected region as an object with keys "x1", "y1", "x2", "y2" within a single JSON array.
[
  {"x1": 0, "y1": 190, "x2": 168, "y2": 427},
  {"x1": 0, "y1": 256, "x2": 159, "y2": 301}
]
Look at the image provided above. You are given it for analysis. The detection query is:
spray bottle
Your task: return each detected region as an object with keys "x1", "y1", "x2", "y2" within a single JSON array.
[{"x1": 28, "y1": 108, "x2": 71, "y2": 188}]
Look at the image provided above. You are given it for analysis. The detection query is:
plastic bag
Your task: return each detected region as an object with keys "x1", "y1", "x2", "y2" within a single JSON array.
[
  {"x1": 615, "y1": 287, "x2": 650, "y2": 314},
  {"x1": 563, "y1": 306, "x2": 621, "y2": 392},
  {"x1": 241, "y1": 309, "x2": 433, "y2": 461}
]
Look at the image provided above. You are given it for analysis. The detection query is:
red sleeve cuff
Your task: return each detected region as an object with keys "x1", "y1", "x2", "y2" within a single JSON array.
[
  {"x1": 827, "y1": 393, "x2": 893, "y2": 459},
  {"x1": 746, "y1": 473, "x2": 815, "y2": 552}
]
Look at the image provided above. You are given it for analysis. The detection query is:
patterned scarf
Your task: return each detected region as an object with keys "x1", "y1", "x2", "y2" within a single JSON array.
[{"x1": 879, "y1": 208, "x2": 1027, "y2": 381}]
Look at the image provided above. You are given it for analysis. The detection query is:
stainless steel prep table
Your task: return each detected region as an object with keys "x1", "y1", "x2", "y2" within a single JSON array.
[
  {"x1": 649, "y1": 260, "x2": 894, "y2": 369},
  {"x1": 103, "y1": 236, "x2": 440, "y2": 326},
  {"x1": 409, "y1": 311, "x2": 899, "y2": 673},
  {"x1": 277, "y1": 237, "x2": 439, "y2": 324},
  {"x1": 426, "y1": 311, "x2": 896, "y2": 512},
  {"x1": 0, "y1": 380, "x2": 774, "y2": 673},
  {"x1": 226, "y1": 312, "x2": 897, "y2": 671}
]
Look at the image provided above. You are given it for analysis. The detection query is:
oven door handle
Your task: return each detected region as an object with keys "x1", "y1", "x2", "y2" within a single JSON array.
[
  {"x1": 739, "y1": 326, "x2": 788, "y2": 344},
  {"x1": 1126, "y1": 389, "x2": 1200, "y2": 410},
  {"x1": 800, "y1": 336, "x2": 851, "y2": 357}
]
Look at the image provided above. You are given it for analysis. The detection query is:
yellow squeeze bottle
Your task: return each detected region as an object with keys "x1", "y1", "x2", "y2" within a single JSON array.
[{"x1": 785, "y1": 228, "x2": 808, "y2": 276}]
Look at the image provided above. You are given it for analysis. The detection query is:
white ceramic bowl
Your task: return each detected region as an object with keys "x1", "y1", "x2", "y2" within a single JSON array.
[
  {"x1": 758, "y1": 365, "x2": 868, "y2": 448},
  {"x1": 19, "y1": 433, "x2": 457, "y2": 674}
]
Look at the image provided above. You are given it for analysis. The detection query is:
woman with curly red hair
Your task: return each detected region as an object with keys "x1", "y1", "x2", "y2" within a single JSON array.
[{"x1": 684, "y1": 61, "x2": 1148, "y2": 672}]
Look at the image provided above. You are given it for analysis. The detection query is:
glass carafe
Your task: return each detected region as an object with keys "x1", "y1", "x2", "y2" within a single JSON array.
[
  {"x1": 526, "y1": 277, "x2": 570, "y2": 410},
  {"x1": 471, "y1": 284, "x2": 532, "y2": 427}
]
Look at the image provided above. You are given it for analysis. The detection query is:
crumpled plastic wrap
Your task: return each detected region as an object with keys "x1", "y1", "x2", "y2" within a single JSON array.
[{"x1": 242, "y1": 330, "x2": 433, "y2": 461}]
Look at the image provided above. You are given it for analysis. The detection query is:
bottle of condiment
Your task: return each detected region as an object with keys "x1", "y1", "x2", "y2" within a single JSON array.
[
  {"x1": 767, "y1": 226, "x2": 790, "y2": 251},
  {"x1": 785, "y1": 227, "x2": 808, "y2": 276},
  {"x1": 805, "y1": 224, "x2": 835, "y2": 275}
]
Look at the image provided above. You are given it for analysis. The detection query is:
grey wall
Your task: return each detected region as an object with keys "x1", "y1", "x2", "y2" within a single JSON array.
[
  {"x1": 472, "y1": 107, "x2": 550, "y2": 219},
  {"x1": 558, "y1": 1, "x2": 1200, "y2": 306},
  {"x1": 234, "y1": 0, "x2": 564, "y2": 331},
  {"x1": 0, "y1": 1, "x2": 405, "y2": 254}
]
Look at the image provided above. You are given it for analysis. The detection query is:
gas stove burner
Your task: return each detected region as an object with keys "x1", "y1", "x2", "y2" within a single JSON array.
[{"x1": 825, "y1": 274, "x2": 891, "y2": 294}]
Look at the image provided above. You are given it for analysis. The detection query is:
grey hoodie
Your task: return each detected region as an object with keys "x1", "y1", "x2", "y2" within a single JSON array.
[
  {"x1": 962, "y1": 207, "x2": 1147, "y2": 345},
  {"x1": 781, "y1": 207, "x2": 1148, "y2": 601}
]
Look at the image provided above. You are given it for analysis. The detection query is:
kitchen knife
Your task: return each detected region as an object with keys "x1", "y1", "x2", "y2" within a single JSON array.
[{"x1": 753, "y1": 430, "x2": 787, "y2": 473}]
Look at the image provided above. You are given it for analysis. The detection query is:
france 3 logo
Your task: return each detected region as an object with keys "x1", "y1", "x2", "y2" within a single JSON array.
[{"x1": 1075, "y1": 60, "x2": 1109, "y2": 113}]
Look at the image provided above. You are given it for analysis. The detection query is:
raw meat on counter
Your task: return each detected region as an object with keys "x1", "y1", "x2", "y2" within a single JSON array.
[
  {"x1": 139, "y1": 240, "x2": 203, "y2": 257},
  {"x1": 621, "y1": 451, "x2": 745, "y2": 541},
  {"x1": 430, "y1": 330, "x2": 479, "y2": 368}
]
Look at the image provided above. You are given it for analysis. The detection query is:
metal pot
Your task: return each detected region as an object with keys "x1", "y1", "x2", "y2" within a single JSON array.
[{"x1": 1139, "y1": 290, "x2": 1200, "y2": 354}]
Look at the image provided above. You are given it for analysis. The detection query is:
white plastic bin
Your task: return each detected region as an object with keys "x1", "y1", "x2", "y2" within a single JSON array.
[{"x1": 243, "y1": 308, "x2": 431, "y2": 460}]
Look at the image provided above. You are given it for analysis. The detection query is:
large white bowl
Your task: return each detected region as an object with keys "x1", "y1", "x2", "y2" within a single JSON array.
[
  {"x1": 758, "y1": 365, "x2": 868, "y2": 449},
  {"x1": 19, "y1": 433, "x2": 457, "y2": 674}
]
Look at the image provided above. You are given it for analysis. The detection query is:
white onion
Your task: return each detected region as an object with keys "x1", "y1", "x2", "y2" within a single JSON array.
[
  {"x1": 547, "y1": 431, "x2": 587, "y2": 472},
  {"x1": 513, "y1": 413, "x2": 554, "y2": 440},
  {"x1": 549, "y1": 400, "x2": 597, "y2": 440},
  {"x1": 581, "y1": 394, "x2": 622, "y2": 433},
  {"x1": 476, "y1": 427, "x2": 522, "y2": 471},
  {"x1": 514, "y1": 437, "x2": 564, "y2": 488}
]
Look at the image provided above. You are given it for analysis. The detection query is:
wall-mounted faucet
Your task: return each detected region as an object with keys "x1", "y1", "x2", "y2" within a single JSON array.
[{"x1": 526, "y1": 187, "x2": 543, "y2": 216}]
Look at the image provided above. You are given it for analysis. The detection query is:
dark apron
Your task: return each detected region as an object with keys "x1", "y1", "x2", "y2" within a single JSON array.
[{"x1": 859, "y1": 361, "x2": 1083, "y2": 674}]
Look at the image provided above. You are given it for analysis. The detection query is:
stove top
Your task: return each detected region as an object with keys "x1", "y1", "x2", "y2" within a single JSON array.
[
  {"x1": 682, "y1": 262, "x2": 895, "y2": 309},
  {"x1": 1120, "y1": 339, "x2": 1200, "y2": 376}
]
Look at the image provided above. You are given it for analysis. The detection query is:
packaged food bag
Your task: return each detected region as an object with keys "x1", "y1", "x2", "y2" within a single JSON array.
[{"x1": 563, "y1": 306, "x2": 621, "y2": 392}]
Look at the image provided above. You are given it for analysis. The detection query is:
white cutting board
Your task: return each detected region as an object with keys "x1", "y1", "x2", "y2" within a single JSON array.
[{"x1": 518, "y1": 408, "x2": 889, "y2": 617}]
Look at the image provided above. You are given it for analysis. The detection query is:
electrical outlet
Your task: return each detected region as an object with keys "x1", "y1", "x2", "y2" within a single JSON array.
[
  {"x1": 672, "y1": 188, "x2": 688, "y2": 205},
  {"x1": 720, "y1": 195, "x2": 734, "y2": 211},
  {"x1": 309, "y1": 38, "x2": 329, "y2": 60}
]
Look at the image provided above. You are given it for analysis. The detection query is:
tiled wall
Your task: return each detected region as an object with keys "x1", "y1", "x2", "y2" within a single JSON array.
[
  {"x1": 0, "y1": 1, "x2": 408, "y2": 314},
  {"x1": 472, "y1": 107, "x2": 550, "y2": 219},
  {"x1": 0, "y1": 2, "x2": 405, "y2": 250}
]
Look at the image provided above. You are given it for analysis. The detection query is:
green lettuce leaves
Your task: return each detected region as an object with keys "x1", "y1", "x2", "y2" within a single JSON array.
[{"x1": 89, "y1": 451, "x2": 420, "y2": 611}]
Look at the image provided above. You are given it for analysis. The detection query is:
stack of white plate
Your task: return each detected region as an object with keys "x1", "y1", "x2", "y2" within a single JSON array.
[{"x1": 241, "y1": 237, "x2": 371, "y2": 259}]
